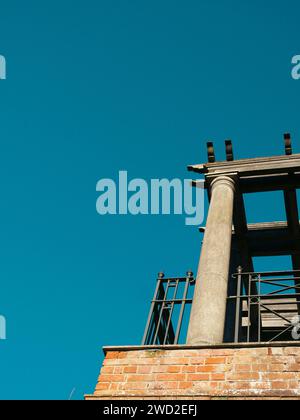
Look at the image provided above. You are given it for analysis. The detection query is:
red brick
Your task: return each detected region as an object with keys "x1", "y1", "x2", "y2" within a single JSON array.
[
  {"x1": 205, "y1": 357, "x2": 226, "y2": 365},
  {"x1": 100, "y1": 366, "x2": 114, "y2": 374},
  {"x1": 249, "y1": 382, "x2": 270, "y2": 390},
  {"x1": 235, "y1": 364, "x2": 250, "y2": 372},
  {"x1": 207, "y1": 349, "x2": 235, "y2": 356},
  {"x1": 103, "y1": 358, "x2": 130, "y2": 366},
  {"x1": 288, "y1": 380, "x2": 300, "y2": 389},
  {"x1": 96, "y1": 382, "x2": 110, "y2": 391},
  {"x1": 197, "y1": 365, "x2": 226, "y2": 373},
  {"x1": 106, "y1": 351, "x2": 119, "y2": 359},
  {"x1": 167, "y1": 366, "x2": 182, "y2": 373},
  {"x1": 251, "y1": 364, "x2": 268, "y2": 372},
  {"x1": 137, "y1": 366, "x2": 152, "y2": 374},
  {"x1": 151, "y1": 365, "x2": 168, "y2": 373},
  {"x1": 284, "y1": 348, "x2": 300, "y2": 356},
  {"x1": 271, "y1": 381, "x2": 288, "y2": 390},
  {"x1": 271, "y1": 348, "x2": 284, "y2": 356},
  {"x1": 109, "y1": 383, "x2": 119, "y2": 391},
  {"x1": 156, "y1": 373, "x2": 186, "y2": 381},
  {"x1": 262, "y1": 372, "x2": 296, "y2": 381},
  {"x1": 211, "y1": 373, "x2": 225, "y2": 381},
  {"x1": 181, "y1": 365, "x2": 196, "y2": 373},
  {"x1": 268, "y1": 364, "x2": 285, "y2": 372},
  {"x1": 118, "y1": 352, "x2": 128, "y2": 359},
  {"x1": 126, "y1": 350, "x2": 146, "y2": 358},
  {"x1": 161, "y1": 357, "x2": 189, "y2": 365},
  {"x1": 187, "y1": 373, "x2": 210, "y2": 381},
  {"x1": 178, "y1": 381, "x2": 193, "y2": 389},
  {"x1": 123, "y1": 366, "x2": 137, "y2": 374},
  {"x1": 123, "y1": 382, "x2": 148, "y2": 390},
  {"x1": 289, "y1": 364, "x2": 300, "y2": 372},
  {"x1": 189, "y1": 357, "x2": 205, "y2": 365},
  {"x1": 164, "y1": 350, "x2": 198, "y2": 357},
  {"x1": 227, "y1": 372, "x2": 260, "y2": 381},
  {"x1": 98, "y1": 374, "x2": 125, "y2": 382},
  {"x1": 150, "y1": 381, "x2": 178, "y2": 390},
  {"x1": 127, "y1": 374, "x2": 153, "y2": 382},
  {"x1": 233, "y1": 357, "x2": 255, "y2": 364},
  {"x1": 238, "y1": 348, "x2": 268, "y2": 356}
]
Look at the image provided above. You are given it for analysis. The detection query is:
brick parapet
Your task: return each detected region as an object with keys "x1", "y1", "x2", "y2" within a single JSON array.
[{"x1": 86, "y1": 344, "x2": 300, "y2": 400}]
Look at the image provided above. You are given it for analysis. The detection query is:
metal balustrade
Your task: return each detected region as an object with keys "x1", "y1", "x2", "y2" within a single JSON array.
[
  {"x1": 142, "y1": 269, "x2": 300, "y2": 345},
  {"x1": 229, "y1": 268, "x2": 300, "y2": 343},
  {"x1": 142, "y1": 272, "x2": 195, "y2": 345}
]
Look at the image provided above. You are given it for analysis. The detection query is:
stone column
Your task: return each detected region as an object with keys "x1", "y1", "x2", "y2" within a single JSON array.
[{"x1": 187, "y1": 176, "x2": 236, "y2": 345}]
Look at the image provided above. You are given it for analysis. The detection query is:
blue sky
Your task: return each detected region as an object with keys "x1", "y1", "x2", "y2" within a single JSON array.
[{"x1": 0, "y1": 0, "x2": 299, "y2": 399}]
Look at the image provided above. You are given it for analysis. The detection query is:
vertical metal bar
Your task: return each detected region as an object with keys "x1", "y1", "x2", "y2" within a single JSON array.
[
  {"x1": 153, "y1": 279, "x2": 170, "y2": 344},
  {"x1": 258, "y1": 274, "x2": 261, "y2": 343},
  {"x1": 163, "y1": 279, "x2": 179, "y2": 344},
  {"x1": 234, "y1": 266, "x2": 242, "y2": 343},
  {"x1": 141, "y1": 273, "x2": 163, "y2": 345},
  {"x1": 247, "y1": 274, "x2": 251, "y2": 343},
  {"x1": 175, "y1": 274, "x2": 191, "y2": 344}
]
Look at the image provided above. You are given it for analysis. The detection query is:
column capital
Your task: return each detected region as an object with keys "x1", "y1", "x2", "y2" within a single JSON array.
[{"x1": 210, "y1": 175, "x2": 237, "y2": 193}]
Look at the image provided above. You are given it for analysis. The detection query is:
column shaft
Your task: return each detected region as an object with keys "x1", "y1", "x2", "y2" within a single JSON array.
[{"x1": 187, "y1": 176, "x2": 235, "y2": 345}]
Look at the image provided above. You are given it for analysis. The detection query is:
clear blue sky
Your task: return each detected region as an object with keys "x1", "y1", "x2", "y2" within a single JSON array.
[{"x1": 0, "y1": 0, "x2": 299, "y2": 399}]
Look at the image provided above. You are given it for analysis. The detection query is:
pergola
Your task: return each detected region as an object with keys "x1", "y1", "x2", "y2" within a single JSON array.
[
  {"x1": 142, "y1": 135, "x2": 300, "y2": 346},
  {"x1": 186, "y1": 134, "x2": 300, "y2": 345}
]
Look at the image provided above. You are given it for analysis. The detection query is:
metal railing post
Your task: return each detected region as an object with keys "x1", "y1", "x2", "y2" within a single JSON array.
[{"x1": 234, "y1": 266, "x2": 242, "y2": 343}]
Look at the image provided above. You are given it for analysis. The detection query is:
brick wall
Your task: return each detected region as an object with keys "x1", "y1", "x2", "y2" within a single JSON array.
[{"x1": 85, "y1": 345, "x2": 300, "y2": 400}]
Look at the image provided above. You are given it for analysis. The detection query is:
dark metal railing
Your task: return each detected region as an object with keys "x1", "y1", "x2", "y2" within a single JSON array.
[
  {"x1": 142, "y1": 271, "x2": 195, "y2": 345},
  {"x1": 229, "y1": 268, "x2": 300, "y2": 343},
  {"x1": 142, "y1": 268, "x2": 300, "y2": 346}
]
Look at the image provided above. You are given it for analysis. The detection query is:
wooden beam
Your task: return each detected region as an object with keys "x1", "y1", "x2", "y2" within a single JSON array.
[
  {"x1": 225, "y1": 140, "x2": 234, "y2": 161},
  {"x1": 188, "y1": 153, "x2": 300, "y2": 177},
  {"x1": 237, "y1": 221, "x2": 299, "y2": 256},
  {"x1": 192, "y1": 174, "x2": 300, "y2": 194},
  {"x1": 241, "y1": 174, "x2": 300, "y2": 193},
  {"x1": 284, "y1": 133, "x2": 292, "y2": 156},
  {"x1": 206, "y1": 142, "x2": 216, "y2": 163}
]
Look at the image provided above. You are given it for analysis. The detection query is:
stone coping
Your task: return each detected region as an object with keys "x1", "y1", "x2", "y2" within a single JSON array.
[{"x1": 102, "y1": 341, "x2": 300, "y2": 355}]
